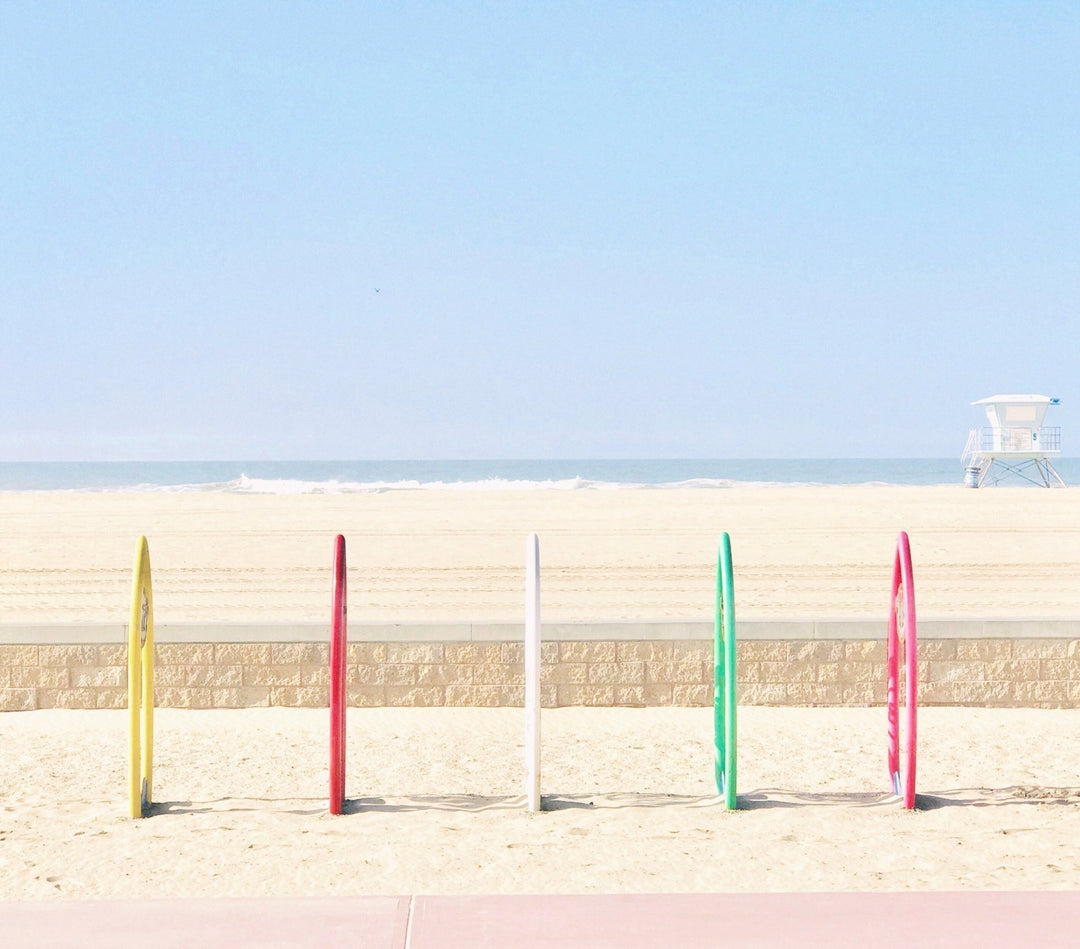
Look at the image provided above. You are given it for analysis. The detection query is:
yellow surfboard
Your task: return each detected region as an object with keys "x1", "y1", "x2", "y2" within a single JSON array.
[{"x1": 128, "y1": 536, "x2": 154, "y2": 818}]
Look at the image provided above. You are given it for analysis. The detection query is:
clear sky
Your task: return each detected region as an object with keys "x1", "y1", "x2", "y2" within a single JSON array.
[{"x1": 2, "y1": 2, "x2": 1077, "y2": 460}]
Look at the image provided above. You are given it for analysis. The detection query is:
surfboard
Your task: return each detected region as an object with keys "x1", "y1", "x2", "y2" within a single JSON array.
[
  {"x1": 525, "y1": 533, "x2": 541, "y2": 812},
  {"x1": 714, "y1": 532, "x2": 737, "y2": 809},
  {"x1": 888, "y1": 531, "x2": 918, "y2": 809},
  {"x1": 128, "y1": 535, "x2": 154, "y2": 818},
  {"x1": 329, "y1": 535, "x2": 348, "y2": 814}
]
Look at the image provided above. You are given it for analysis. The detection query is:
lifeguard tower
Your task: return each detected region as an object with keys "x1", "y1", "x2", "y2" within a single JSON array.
[{"x1": 961, "y1": 394, "x2": 1064, "y2": 487}]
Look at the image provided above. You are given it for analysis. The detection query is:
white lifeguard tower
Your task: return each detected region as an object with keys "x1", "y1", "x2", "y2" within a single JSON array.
[{"x1": 961, "y1": 394, "x2": 1064, "y2": 487}]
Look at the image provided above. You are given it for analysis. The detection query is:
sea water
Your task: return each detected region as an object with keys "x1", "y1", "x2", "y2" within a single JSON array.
[{"x1": 1, "y1": 458, "x2": 1078, "y2": 492}]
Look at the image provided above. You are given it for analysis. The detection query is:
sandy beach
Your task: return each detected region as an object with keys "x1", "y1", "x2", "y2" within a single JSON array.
[
  {"x1": 2, "y1": 486, "x2": 1079, "y2": 899},
  {"x1": 0, "y1": 485, "x2": 1079, "y2": 624},
  {"x1": 1, "y1": 705, "x2": 1078, "y2": 899}
]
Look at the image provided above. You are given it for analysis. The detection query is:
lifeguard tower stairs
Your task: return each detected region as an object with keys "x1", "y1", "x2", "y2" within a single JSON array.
[{"x1": 961, "y1": 394, "x2": 1064, "y2": 487}]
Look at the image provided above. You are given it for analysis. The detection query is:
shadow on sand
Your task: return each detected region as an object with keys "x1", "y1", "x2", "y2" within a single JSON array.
[
  {"x1": 737, "y1": 786, "x2": 1080, "y2": 811},
  {"x1": 141, "y1": 785, "x2": 1080, "y2": 817}
]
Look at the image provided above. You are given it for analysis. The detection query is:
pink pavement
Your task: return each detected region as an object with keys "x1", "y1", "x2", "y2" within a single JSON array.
[{"x1": 4, "y1": 891, "x2": 1080, "y2": 948}]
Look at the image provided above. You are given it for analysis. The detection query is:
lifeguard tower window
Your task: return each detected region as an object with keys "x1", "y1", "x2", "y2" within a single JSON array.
[{"x1": 1005, "y1": 406, "x2": 1037, "y2": 422}]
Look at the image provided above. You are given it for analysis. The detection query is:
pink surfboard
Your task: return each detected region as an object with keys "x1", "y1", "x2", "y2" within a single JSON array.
[
  {"x1": 329, "y1": 535, "x2": 347, "y2": 814},
  {"x1": 887, "y1": 531, "x2": 917, "y2": 809}
]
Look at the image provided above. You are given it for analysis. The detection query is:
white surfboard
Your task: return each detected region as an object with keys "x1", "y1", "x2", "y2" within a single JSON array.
[{"x1": 525, "y1": 533, "x2": 541, "y2": 812}]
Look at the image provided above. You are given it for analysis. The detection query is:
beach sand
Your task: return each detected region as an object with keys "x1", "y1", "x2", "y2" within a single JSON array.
[
  {"x1": 0, "y1": 485, "x2": 1079, "y2": 623},
  {"x1": 0, "y1": 705, "x2": 1078, "y2": 899},
  {"x1": 1, "y1": 486, "x2": 1079, "y2": 898}
]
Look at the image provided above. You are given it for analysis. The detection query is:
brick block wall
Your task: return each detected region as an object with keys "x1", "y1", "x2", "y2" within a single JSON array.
[{"x1": 2, "y1": 638, "x2": 1079, "y2": 711}]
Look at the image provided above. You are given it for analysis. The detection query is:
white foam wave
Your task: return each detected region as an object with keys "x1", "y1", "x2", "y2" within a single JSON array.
[
  {"x1": 36, "y1": 474, "x2": 923, "y2": 494},
  {"x1": 220, "y1": 475, "x2": 815, "y2": 493},
  {"x1": 229, "y1": 474, "x2": 622, "y2": 493},
  {"x1": 182, "y1": 475, "x2": 775, "y2": 494}
]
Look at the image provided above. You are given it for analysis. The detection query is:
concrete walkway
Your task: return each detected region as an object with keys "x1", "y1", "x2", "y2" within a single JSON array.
[{"x1": 6, "y1": 891, "x2": 1080, "y2": 947}]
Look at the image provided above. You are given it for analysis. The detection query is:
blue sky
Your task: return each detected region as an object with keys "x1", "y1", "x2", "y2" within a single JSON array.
[{"x1": 2, "y1": 2, "x2": 1077, "y2": 460}]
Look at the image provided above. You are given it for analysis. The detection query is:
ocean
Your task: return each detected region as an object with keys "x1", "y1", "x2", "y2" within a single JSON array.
[{"x1": 1, "y1": 458, "x2": 1077, "y2": 492}]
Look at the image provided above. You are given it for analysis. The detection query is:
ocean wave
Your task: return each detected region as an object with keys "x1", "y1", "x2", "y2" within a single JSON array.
[
  {"x1": 19, "y1": 475, "x2": 937, "y2": 494},
  {"x1": 229, "y1": 474, "x2": 627, "y2": 493},
  {"x1": 0, "y1": 459, "x2": 983, "y2": 492},
  {"x1": 211, "y1": 475, "x2": 830, "y2": 493}
]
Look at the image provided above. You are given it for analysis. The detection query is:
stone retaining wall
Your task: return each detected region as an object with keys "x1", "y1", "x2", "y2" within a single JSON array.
[{"x1": 2, "y1": 629, "x2": 1079, "y2": 711}]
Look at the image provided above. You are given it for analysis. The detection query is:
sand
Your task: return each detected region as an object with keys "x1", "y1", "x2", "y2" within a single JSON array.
[
  {"x1": 1, "y1": 486, "x2": 1079, "y2": 898},
  {"x1": 1, "y1": 705, "x2": 1078, "y2": 899},
  {"x1": 0, "y1": 485, "x2": 1079, "y2": 623}
]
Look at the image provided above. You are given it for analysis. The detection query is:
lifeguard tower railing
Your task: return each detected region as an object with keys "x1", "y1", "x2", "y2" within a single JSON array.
[
  {"x1": 978, "y1": 426, "x2": 1061, "y2": 453},
  {"x1": 962, "y1": 427, "x2": 1065, "y2": 487}
]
